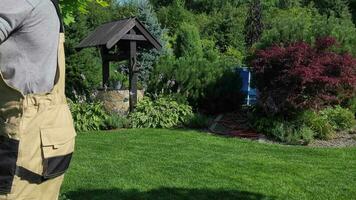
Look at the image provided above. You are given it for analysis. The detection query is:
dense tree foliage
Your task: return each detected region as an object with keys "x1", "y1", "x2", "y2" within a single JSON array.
[
  {"x1": 259, "y1": 7, "x2": 356, "y2": 55},
  {"x1": 148, "y1": 55, "x2": 242, "y2": 113},
  {"x1": 156, "y1": 0, "x2": 195, "y2": 34},
  {"x1": 60, "y1": 0, "x2": 109, "y2": 24},
  {"x1": 174, "y1": 23, "x2": 203, "y2": 58},
  {"x1": 151, "y1": 0, "x2": 246, "y2": 13},
  {"x1": 62, "y1": 0, "x2": 356, "y2": 115},
  {"x1": 203, "y1": 4, "x2": 247, "y2": 53},
  {"x1": 303, "y1": 0, "x2": 351, "y2": 18}
]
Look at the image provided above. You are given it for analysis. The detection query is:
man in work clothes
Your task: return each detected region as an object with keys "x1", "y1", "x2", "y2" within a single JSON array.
[{"x1": 0, "y1": 0, "x2": 76, "y2": 199}]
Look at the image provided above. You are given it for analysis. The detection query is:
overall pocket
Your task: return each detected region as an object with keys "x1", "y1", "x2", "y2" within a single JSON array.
[
  {"x1": 40, "y1": 127, "x2": 76, "y2": 179},
  {"x1": 0, "y1": 136, "x2": 19, "y2": 193}
]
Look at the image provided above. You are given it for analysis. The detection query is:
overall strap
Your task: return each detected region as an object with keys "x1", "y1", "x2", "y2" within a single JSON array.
[{"x1": 50, "y1": 0, "x2": 66, "y2": 96}]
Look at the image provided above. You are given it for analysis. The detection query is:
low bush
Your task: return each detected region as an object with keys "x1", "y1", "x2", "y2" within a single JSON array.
[
  {"x1": 290, "y1": 126, "x2": 315, "y2": 145},
  {"x1": 104, "y1": 114, "x2": 131, "y2": 130},
  {"x1": 253, "y1": 117, "x2": 315, "y2": 145},
  {"x1": 320, "y1": 106, "x2": 356, "y2": 131},
  {"x1": 253, "y1": 117, "x2": 280, "y2": 134},
  {"x1": 347, "y1": 96, "x2": 356, "y2": 115},
  {"x1": 185, "y1": 113, "x2": 211, "y2": 129},
  {"x1": 130, "y1": 96, "x2": 193, "y2": 128},
  {"x1": 253, "y1": 106, "x2": 356, "y2": 144},
  {"x1": 298, "y1": 110, "x2": 335, "y2": 140},
  {"x1": 68, "y1": 100, "x2": 109, "y2": 132},
  {"x1": 278, "y1": 123, "x2": 315, "y2": 145}
]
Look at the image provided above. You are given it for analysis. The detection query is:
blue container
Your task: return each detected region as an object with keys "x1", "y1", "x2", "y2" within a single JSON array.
[{"x1": 236, "y1": 67, "x2": 257, "y2": 105}]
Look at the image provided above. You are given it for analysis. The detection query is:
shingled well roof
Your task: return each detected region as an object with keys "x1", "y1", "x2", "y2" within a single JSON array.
[{"x1": 76, "y1": 17, "x2": 161, "y2": 50}]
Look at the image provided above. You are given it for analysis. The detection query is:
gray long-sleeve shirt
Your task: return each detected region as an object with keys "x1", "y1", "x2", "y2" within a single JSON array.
[{"x1": 0, "y1": 0, "x2": 59, "y2": 95}]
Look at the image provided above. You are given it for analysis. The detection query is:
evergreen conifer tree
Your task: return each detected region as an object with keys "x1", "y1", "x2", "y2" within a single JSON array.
[
  {"x1": 130, "y1": 0, "x2": 168, "y2": 88},
  {"x1": 244, "y1": 0, "x2": 263, "y2": 48}
]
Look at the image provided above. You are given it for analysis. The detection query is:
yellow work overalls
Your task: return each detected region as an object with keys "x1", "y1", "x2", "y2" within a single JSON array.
[{"x1": 0, "y1": 31, "x2": 76, "y2": 200}]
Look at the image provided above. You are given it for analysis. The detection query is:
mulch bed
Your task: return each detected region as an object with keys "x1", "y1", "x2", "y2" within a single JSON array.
[
  {"x1": 209, "y1": 112, "x2": 356, "y2": 148},
  {"x1": 209, "y1": 112, "x2": 265, "y2": 140}
]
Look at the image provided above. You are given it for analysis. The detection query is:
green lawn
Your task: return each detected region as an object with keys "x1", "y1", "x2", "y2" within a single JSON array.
[{"x1": 60, "y1": 129, "x2": 356, "y2": 200}]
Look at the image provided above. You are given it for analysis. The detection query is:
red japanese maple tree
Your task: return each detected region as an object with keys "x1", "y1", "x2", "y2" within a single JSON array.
[{"x1": 251, "y1": 37, "x2": 356, "y2": 116}]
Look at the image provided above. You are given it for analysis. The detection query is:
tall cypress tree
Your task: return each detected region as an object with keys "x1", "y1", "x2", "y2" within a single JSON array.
[
  {"x1": 175, "y1": 22, "x2": 203, "y2": 58},
  {"x1": 244, "y1": 0, "x2": 263, "y2": 48}
]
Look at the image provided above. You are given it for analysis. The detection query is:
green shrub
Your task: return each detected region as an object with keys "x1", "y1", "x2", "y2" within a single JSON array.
[
  {"x1": 298, "y1": 110, "x2": 335, "y2": 140},
  {"x1": 253, "y1": 117, "x2": 315, "y2": 145},
  {"x1": 253, "y1": 117, "x2": 280, "y2": 134},
  {"x1": 148, "y1": 55, "x2": 243, "y2": 113},
  {"x1": 104, "y1": 114, "x2": 131, "y2": 130},
  {"x1": 347, "y1": 96, "x2": 356, "y2": 115},
  {"x1": 185, "y1": 113, "x2": 211, "y2": 129},
  {"x1": 287, "y1": 125, "x2": 315, "y2": 145},
  {"x1": 130, "y1": 96, "x2": 193, "y2": 128},
  {"x1": 68, "y1": 100, "x2": 109, "y2": 132},
  {"x1": 320, "y1": 106, "x2": 356, "y2": 131},
  {"x1": 199, "y1": 70, "x2": 244, "y2": 114},
  {"x1": 253, "y1": 106, "x2": 356, "y2": 143},
  {"x1": 270, "y1": 121, "x2": 315, "y2": 145}
]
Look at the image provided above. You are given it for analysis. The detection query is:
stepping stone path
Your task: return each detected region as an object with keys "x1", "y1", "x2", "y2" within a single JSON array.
[{"x1": 209, "y1": 112, "x2": 265, "y2": 140}]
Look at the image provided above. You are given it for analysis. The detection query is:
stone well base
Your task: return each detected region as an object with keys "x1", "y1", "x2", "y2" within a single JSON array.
[{"x1": 96, "y1": 90, "x2": 144, "y2": 115}]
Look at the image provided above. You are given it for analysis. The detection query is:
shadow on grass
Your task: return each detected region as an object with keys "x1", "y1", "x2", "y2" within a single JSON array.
[{"x1": 61, "y1": 187, "x2": 275, "y2": 200}]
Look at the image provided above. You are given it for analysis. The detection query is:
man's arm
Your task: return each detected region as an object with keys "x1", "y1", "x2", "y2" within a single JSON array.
[{"x1": 0, "y1": 0, "x2": 33, "y2": 43}]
